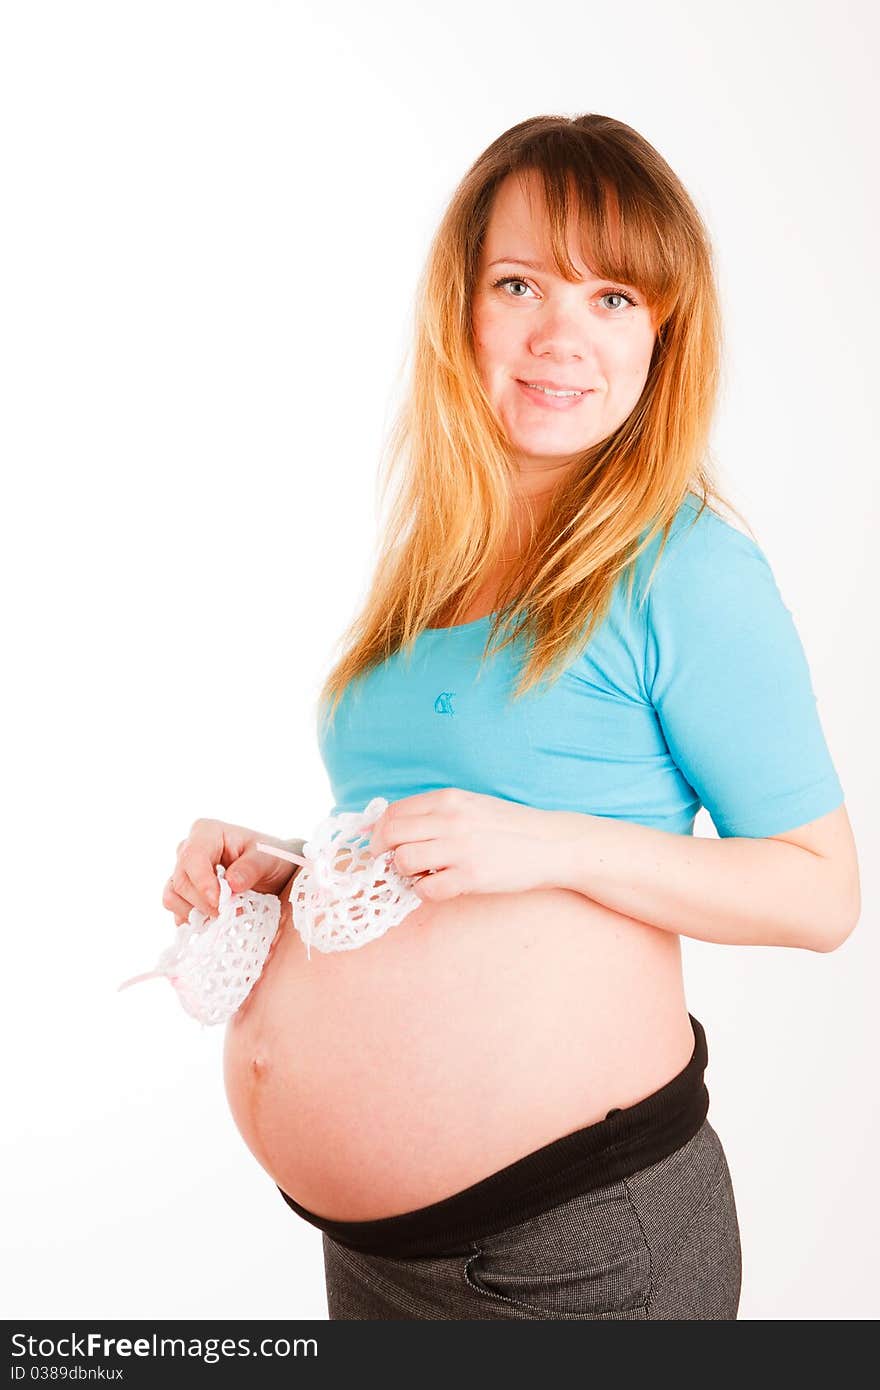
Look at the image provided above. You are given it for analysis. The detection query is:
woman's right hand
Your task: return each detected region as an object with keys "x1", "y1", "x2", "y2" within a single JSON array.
[{"x1": 162, "y1": 818, "x2": 300, "y2": 926}]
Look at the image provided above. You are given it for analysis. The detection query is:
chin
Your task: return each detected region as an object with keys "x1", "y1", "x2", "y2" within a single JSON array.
[{"x1": 511, "y1": 432, "x2": 601, "y2": 458}]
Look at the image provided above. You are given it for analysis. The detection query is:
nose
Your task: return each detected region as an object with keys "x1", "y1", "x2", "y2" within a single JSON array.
[{"x1": 527, "y1": 304, "x2": 598, "y2": 364}]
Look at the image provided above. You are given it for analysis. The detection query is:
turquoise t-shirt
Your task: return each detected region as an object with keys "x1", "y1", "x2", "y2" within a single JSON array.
[{"x1": 317, "y1": 495, "x2": 844, "y2": 838}]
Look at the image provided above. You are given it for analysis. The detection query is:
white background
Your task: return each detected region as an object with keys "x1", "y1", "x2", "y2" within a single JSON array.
[{"x1": 2, "y1": 0, "x2": 877, "y2": 1322}]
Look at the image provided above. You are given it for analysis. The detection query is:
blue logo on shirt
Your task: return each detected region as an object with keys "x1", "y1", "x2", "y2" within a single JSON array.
[{"x1": 434, "y1": 692, "x2": 456, "y2": 715}]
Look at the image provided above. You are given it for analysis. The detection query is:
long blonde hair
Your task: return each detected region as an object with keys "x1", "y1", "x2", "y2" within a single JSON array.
[{"x1": 316, "y1": 113, "x2": 752, "y2": 732}]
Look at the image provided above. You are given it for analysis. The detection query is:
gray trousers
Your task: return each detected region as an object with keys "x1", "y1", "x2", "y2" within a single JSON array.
[{"x1": 321, "y1": 1118, "x2": 741, "y2": 1319}]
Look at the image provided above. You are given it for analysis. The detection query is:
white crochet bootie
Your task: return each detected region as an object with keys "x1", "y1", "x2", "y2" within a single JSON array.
[
  {"x1": 117, "y1": 864, "x2": 281, "y2": 1026},
  {"x1": 257, "y1": 796, "x2": 423, "y2": 960},
  {"x1": 118, "y1": 797, "x2": 423, "y2": 1025}
]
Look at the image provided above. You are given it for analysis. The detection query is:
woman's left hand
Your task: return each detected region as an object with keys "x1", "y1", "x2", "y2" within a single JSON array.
[{"x1": 367, "y1": 788, "x2": 561, "y2": 901}]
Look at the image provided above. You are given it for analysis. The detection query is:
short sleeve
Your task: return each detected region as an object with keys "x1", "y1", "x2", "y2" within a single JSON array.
[{"x1": 644, "y1": 513, "x2": 844, "y2": 838}]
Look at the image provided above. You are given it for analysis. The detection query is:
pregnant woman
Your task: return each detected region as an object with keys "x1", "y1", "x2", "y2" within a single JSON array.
[{"x1": 163, "y1": 114, "x2": 860, "y2": 1320}]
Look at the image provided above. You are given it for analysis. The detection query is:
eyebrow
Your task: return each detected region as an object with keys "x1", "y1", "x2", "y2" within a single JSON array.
[
  {"x1": 487, "y1": 256, "x2": 608, "y2": 281},
  {"x1": 488, "y1": 257, "x2": 553, "y2": 271}
]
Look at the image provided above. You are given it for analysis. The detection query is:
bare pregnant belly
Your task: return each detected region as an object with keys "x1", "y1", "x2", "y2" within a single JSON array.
[{"x1": 222, "y1": 886, "x2": 694, "y2": 1221}]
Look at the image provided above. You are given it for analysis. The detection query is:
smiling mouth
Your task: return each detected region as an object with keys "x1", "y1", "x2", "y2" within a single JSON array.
[
  {"x1": 518, "y1": 381, "x2": 591, "y2": 397},
  {"x1": 515, "y1": 379, "x2": 594, "y2": 409}
]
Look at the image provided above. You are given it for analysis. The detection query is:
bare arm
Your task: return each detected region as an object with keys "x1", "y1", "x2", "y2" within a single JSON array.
[{"x1": 548, "y1": 803, "x2": 860, "y2": 953}]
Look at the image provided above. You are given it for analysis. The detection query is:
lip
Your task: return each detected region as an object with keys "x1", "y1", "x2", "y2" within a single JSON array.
[
  {"x1": 519, "y1": 377, "x2": 591, "y2": 391},
  {"x1": 516, "y1": 379, "x2": 594, "y2": 410}
]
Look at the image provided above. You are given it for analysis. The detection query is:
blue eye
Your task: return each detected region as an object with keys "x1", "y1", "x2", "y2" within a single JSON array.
[
  {"x1": 490, "y1": 276, "x2": 640, "y2": 311},
  {"x1": 600, "y1": 290, "x2": 638, "y2": 311},
  {"x1": 492, "y1": 276, "x2": 533, "y2": 297}
]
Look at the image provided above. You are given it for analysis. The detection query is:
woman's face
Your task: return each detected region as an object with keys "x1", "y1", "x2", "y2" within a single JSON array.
[{"x1": 472, "y1": 171, "x2": 657, "y2": 496}]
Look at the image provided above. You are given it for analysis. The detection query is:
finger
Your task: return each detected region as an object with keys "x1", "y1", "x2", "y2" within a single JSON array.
[
  {"x1": 162, "y1": 880, "x2": 195, "y2": 926},
  {"x1": 370, "y1": 813, "x2": 446, "y2": 857},
  {"x1": 171, "y1": 865, "x2": 216, "y2": 920},
  {"x1": 411, "y1": 867, "x2": 458, "y2": 901},
  {"x1": 225, "y1": 846, "x2": 279, "y2": 894},
  {"x1": 388, "y1": 842, "x2": 446, "y2": 879},
  {"x1": 179, "y1": 848, "x2": 221, "y2": 914},
  {"x1": 192, "y1": 862, "x2": 221, "y2": 912},
  {"x1": 224, "y1": 852, "x2": 256, "y2": 894}
]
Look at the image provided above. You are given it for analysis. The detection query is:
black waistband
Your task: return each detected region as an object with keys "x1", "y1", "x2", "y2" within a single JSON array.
[{"x1": 277, "y1": 1012, "x2": 709, "y2": 1259}]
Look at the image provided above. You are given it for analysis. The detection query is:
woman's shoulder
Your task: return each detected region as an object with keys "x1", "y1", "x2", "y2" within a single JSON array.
[
  {"x1": 666, "y1": 490, "x2": 761, "y2": 555},
  {"x1": 634, "y1": 491, "x2": 768, "y2": 604}
]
